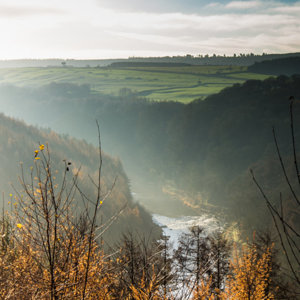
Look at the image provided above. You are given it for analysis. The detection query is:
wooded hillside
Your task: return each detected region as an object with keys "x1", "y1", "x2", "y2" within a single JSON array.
[{"x1": 0, "y1": 113, "x2": 160, "y2": 245}]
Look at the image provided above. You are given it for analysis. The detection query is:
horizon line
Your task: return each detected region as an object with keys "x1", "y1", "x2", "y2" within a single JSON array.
[{"x1": 0, "y1": 51, "x2": 300, "y2": 61}]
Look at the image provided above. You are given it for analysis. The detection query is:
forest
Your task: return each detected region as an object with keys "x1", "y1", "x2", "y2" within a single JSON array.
[
  {"x1": 0, "y1": 114, "x2": 159, "y2": 245},
  {"x1": 248, "y1": 57, "x2": 300, "y2": 75},
  {"x1": 0, "y1": 56, "x2": 299, "y2": 298},
  {"x1": 0, "y1": 74, "x2": 299, "y2": 226}
]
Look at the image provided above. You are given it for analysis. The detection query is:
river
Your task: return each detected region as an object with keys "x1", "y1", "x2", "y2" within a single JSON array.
[{"x1": 152, "y1": 213, "x2": 223, "y2": 248}]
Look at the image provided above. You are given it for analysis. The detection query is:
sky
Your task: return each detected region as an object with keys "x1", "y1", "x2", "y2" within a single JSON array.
[{"x1": 0, "y1": 0, "x2": 299, "y2": 59}]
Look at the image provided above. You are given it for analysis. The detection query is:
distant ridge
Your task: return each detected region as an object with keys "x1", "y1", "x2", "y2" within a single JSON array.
[
  {"x1": 1, "y1": 52, "x2": 300, "y2": 68},
  {"x1": 109, "y1": 62, "x2": 191, "y2": 68},
  {"x1": 248, "y1": 56, "x2": 300, "y2": 75}
]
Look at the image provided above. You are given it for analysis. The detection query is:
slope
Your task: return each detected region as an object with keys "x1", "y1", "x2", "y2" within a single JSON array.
[{"x1": 0, "y1": 113, "x2": 160, "y2": 245}]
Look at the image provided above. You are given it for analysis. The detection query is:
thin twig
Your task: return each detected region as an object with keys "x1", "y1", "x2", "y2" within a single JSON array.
[
  {"x1": 273, "y1": 127, "x2": 300, "y2": 206},
  {"x1": 290, "y1": 99, "x2": 300, "y2": 186}
]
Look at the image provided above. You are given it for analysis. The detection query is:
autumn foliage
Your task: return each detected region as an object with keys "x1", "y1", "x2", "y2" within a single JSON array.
[
  {"x1": 221, "y1": 244, "x2": 274, "y2": 299},
  {"x1": 1, "y1": 142, "x2": 117, "y2": 299},
  {"x1": 0, "y1": 144, "x2": 280, "y2": 299},
  {"x1": 1, "y1": 215, "x2": 277, "y2": 300},
  {"x1": 0, "y1": 230, "x2": 114, "y2": 299}
]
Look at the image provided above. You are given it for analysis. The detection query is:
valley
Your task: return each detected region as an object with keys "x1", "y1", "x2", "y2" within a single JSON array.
[
  {"x1": 1, "y1": 0, "x2": 300, "y2": 295},
  {"x1": 0, "y1": 56, "x2": 299, "y2": 298}
]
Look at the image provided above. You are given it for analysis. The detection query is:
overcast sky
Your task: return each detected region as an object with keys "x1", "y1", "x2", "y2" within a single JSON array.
[{"x1": 0, "y1": 0, "x2": 299, "y2": 59}]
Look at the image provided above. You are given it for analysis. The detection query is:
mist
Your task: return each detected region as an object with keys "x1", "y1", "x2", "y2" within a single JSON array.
[{"x1": 0, "y1": 61, "x2": 299, "y2": 233}]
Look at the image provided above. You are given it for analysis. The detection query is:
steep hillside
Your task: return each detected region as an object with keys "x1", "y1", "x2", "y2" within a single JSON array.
[{"x1": 0, "y1": 114, "x2": 160, "y2": 245}]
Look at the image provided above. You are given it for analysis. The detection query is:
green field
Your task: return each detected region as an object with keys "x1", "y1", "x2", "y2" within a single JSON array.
[{"x1": 0, "y1": 65, "x2": 270, "y2": 103}]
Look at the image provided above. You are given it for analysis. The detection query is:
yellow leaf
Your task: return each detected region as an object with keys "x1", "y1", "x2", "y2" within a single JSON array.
[{"x1": 17, "y1": 223, "x2": 23, "y2": 229}]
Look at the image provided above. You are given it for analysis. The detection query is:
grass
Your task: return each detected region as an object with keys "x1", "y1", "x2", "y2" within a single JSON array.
[{"x1": 0, "y1": 65, "x2": 271, "y2": 103}]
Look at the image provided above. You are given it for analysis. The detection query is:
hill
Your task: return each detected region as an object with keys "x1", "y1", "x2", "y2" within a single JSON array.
[
  {"x1": 109, "y1": 62, "x2": 191, "y2": 68},
  {"x1": 0, "y1": 113, "x2": 160, "y2": 245},
  {"x1": 248, "y1": 57, "x2": 300, "y2": 76},
  {"x1": 0, "y1": 65, "x2": 269, "y2": 103}
]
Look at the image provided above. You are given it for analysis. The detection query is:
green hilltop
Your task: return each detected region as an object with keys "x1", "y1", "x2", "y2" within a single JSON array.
[{"x1": 0, "y1": 65, "x2": 269, "y2": 103}]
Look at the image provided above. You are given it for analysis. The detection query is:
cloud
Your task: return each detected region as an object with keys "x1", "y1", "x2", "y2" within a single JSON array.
[
  {"x1": 205, "y1": 3, "x2": 222, "y2": 8},
  {"x1": 81, "y1": 8, "x2": 300, "y2": 57},
  {"x1": 0, "y1": 5, "x2": 64, "y2": 18},
  {"x1": 271, "y1": 3, "x2": 300, "y2": 13},
  {"x1": 96, "y1": 0, "x2": 300, "y2": 14},
  {"x1": 96, "y1": 0, "x2": 209, "y2": 13},
  {"x1": 225, "y1": 1, "x2": 262, "y2": 9},
  {"x1": 0, "y1": 0, "x2": 300, "y2": 59}
]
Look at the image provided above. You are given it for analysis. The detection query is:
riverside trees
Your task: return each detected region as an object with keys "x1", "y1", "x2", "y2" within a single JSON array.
[{"x1": 0, "y1": 140, "x2": 282, "y2": 299}]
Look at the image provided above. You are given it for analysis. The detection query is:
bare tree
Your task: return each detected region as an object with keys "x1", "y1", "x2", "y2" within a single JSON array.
[
  {"x1": 173, "y1": 226, "x2": 231, "y2": 300},
  {"x1": 251, "y1": 96, "x2": 300, "y2": 294},
  {"x1": 10, "y1": 122, "x2": 121, "y2": 299},
  {"x1": 109, "y1": 232, "x2": 173, "y2": 299}
]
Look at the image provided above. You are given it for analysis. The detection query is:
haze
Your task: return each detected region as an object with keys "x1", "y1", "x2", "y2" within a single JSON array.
[{"x1": 0, "y1": 0, "x2": 300, "y2": 59}]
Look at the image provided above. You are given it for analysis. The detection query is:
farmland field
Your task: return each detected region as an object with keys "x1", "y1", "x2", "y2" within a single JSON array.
[{"x1": 0, "y1": 65, "x2": 270, "y2": 103}]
